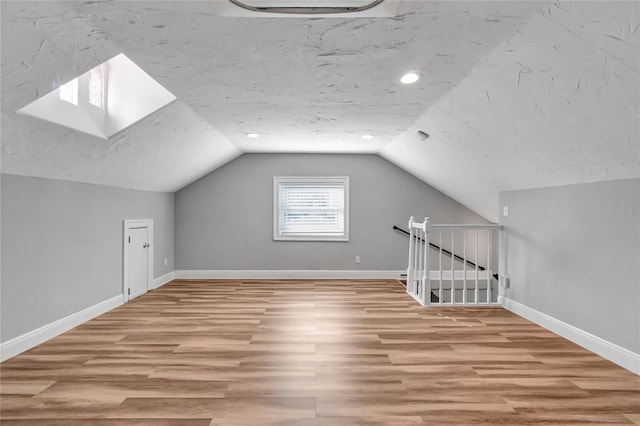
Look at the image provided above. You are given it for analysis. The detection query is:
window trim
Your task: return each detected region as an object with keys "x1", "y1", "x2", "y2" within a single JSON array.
[
  {"x1": 59, "y1": 78, "x2": 79, "y2": 105},
  {"x1": 273, "y1": 176, "x2": 350, "y2": 242}
]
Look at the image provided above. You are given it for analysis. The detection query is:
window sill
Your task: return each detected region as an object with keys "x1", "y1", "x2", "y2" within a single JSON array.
[{"x1": 273, "y1": 235, "x2": 350, "y2": 242}]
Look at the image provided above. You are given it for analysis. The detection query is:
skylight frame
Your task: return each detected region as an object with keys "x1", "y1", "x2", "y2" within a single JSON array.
[
  {"x1": 17, "y1": 53, "x2": 177, "y2": 140},
  {"x1": 59, "y1": 78, "x2": 78, "y2": 105}
]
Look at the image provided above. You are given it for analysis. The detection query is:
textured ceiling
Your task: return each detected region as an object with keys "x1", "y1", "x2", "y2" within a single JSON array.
[
  {"x1": 380, "y1": 1, "x2": 640, "y2": 220},
  {"x1": 1, "y1": 1, "x2": 638, "y2": 219}
]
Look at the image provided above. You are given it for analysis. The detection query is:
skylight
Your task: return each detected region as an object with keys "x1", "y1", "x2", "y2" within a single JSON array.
[
  {"x1": 17, "y1": 54, "x2": 177, "y2": 139},
  {"x1": 88, "y1": 65, "x2": 105, "y2": 109}
]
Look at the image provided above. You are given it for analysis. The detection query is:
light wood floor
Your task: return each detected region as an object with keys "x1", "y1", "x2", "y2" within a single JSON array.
[{"x1": 1, "y1": 279, "x2": 638, "y2": 425}]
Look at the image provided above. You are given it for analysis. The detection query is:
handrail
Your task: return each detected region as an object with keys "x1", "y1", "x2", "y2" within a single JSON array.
[
  {"x1": 393, "y1": 225, "x2": 499, "y2": 280},
  {"x1": 432, "y1": 224, "x2": 502, "y2": 230}
]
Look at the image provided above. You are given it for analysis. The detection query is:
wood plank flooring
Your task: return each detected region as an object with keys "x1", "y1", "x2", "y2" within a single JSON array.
[{"x1": 1, "y1": 279, "x2": 638, "y2": 425}]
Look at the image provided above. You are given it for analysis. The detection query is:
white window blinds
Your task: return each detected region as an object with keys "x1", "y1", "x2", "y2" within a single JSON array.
[{"x1": 274, "y1": 177, "x2": 349, "y2": 241}]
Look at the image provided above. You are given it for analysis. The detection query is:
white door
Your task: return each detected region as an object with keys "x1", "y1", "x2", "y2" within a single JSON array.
[{"x1": 128, "y1": 227, "x2": 149, "y2": 300}]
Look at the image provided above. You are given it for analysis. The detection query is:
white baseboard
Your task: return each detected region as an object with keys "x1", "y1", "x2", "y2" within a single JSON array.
[
  {"x1": 0, "y1": 294, "x2": 123, "y2": 362},
  {"x1": 499, "y1": 296, "x2": 640, "y2": 375},
  {"x1": 174, "y1": 270, "x2": 404, "y2": 280},
  {"x1": 152, "y1": 271, "x2": 175, "y2": 289}
]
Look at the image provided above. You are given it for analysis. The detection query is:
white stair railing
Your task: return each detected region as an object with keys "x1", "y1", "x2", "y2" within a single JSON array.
[{"x1": 405, "y1": 216, "x2": 502, "y2": 306}]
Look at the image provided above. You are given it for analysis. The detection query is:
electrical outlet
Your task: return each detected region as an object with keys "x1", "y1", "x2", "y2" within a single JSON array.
[
  {"x1": 355, "y1": 255, "x2": 361, "y2": 264},
  {"x1": 164, "y1": 258, "x2": 168, "y2": 266},
  {"x1": 503, "y1": 206, "x2": 509, "y2": 217},
  {"x1": 501, "y1": 275, "x2": 510, "y2": 288}
]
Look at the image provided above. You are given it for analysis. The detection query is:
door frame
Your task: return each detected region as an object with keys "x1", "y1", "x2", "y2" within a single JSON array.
[{"x1": 123, "y1": 219, "x2": 154, "y2": 303}]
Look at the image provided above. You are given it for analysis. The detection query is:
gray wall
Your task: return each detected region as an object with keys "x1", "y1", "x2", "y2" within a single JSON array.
[
  {"x1": 1, "y1": 174, "x2": 174, "y2": 342},
  {"x1": 500, "y1": 178, "x2": 640, "y2": 353},
  {"x1": 175, "y1": 154, "x2": 488, "y2": 271}
]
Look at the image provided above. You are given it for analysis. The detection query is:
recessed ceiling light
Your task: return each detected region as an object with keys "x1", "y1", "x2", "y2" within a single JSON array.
[
  {"x1": 400, "y1": 72, "x2": 420, "y2": 84},
  {"x1": 246, "y1": 133, "x2": 260, "y2": 138},
  {"x1": 362, "y1": 134, "x2": 374, "y2": 140}
]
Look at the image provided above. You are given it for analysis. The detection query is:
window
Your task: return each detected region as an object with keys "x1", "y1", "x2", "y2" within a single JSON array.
[
  {"x1": 274, "y1": 176, "x2": 349, "y2": 241},
  {"x1": 59, "y1": 78, "x2": 78, "y2": 105},
  {"x1": 89, "y1": 65, "x2": 105, "y2": 108},
  {"x1": 18, "y1": 54, "x2": 176, "y2": 140}
]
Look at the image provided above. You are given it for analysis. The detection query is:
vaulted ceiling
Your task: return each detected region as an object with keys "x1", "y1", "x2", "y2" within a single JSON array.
[{"x1": 2, "y1": 1, "x2": 638, "y2": 221}]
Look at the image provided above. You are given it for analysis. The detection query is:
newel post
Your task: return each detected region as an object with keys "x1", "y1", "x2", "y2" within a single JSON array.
[
  {"x1": 421, "y1": 217, "x2": 431, "y2": 305},
  {"x1": 406, "y1": 216, "x2": 415, "y2": 294}
]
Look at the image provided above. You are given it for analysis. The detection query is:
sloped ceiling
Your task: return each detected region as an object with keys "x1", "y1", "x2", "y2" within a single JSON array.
[
  {"x1": 1, "y1": 1, "x2": 638, "y2": 219},
  {"x1": 381, "y1": 1, "x2": 640, "y2": 220},
  {"x1": 0, "y1": 1, "x2": 241, "y2": 192}
]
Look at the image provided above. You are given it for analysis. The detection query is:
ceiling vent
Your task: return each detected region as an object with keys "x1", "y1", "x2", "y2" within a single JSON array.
[
  {"x1": 228, "y1": 0, "x2": 383, "y2": 14},
  {"x1": 214, "y1": 0, "x2": 401, "y2": 17},
  {"x1": 417, "y1": 130, "x2": 430, "y2": 140},
  {"x1": 17, "y1": 54, "x2": 176, "y2": 140}
]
